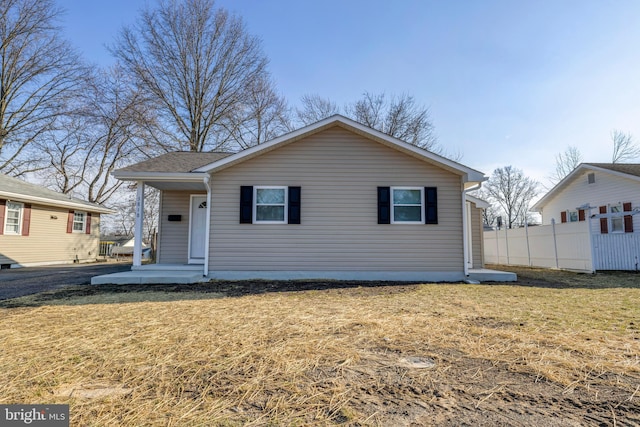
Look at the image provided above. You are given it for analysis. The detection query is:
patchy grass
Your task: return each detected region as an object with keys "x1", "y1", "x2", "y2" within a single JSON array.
[{"x1": 0, "y1": 268, "x2": 638, "y2": 426}]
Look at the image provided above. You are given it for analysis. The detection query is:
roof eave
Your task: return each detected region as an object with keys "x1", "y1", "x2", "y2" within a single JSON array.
[
  {"x1": 0, "y1": 191, "x2": 116, "y2": 214},
  {"x1": 112, "y1": 171, "x2": 208, "y2": 181}
]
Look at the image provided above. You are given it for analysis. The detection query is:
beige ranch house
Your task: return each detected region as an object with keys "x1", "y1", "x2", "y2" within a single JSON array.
[
  {"x1": 0, "y1": 174, "x2": 115, "y2": 268},
  {"x1": 95, "y1": 115, "x2": 515, "y2": 284}
]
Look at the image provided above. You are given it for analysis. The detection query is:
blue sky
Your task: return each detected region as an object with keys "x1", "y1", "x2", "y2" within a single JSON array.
[{"x1": 58, "y1": 0, "x2": 640, "y2": 188}]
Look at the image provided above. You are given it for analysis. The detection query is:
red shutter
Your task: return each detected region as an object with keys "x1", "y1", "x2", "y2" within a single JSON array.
[
  {"x1": 599, "y1": 206, "x2": 608, "y2": 234},
  {"x1": 623, "y1": 202, "x2": 633, "y2": 233},
  {"x1": 0, "y1": 199, "x2": 5, "y2": 235},
  {"x1": 86, "y1": 213, "x2": 92, "y2": 234},
  {"x1": 67, "y1": 211, "x2": 74, "y2": 233},
  {"x1": 21, "y1": 204, "x2": 31, "y2": 236},
  {"x1": 560, "y1": 211, "x2": 567, "y2": 223},
  {"x1": 578, "y1": 209, "x2": 585, "y2": 221}
]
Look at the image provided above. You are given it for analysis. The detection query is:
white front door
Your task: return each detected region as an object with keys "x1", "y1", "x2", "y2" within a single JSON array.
[{"x1": 189, "y1": 195, "x2": 207, "y2": 263}]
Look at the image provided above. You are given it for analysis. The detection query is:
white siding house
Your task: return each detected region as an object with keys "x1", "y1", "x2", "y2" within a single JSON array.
[{"x1": 493, "y1": 163, "x2": 640, "y2": 272}]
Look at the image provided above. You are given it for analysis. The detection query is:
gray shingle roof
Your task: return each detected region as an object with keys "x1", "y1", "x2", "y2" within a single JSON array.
[
  {"x1": 117, "y1": 152, "x2": 233, "y2": 173},
  {"x1": 0, "y1": 174, "x2": 114, "y2": 213},
  {"x1": 585, "y1": 163, "x2": 640, "y2": 178}
]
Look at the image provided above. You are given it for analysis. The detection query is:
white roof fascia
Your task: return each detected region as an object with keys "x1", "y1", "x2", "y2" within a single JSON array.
[
  {"x1": 0, "y1": 191, "x2": 115, "y2": 214},
  {"x1": 532, "y1": 163, "x2": 640, "y2": 212},
  {"x1": 193, "y1": 115, "x2": 486, "y2": 183},
  {"x1": 465, "y1": 194, "x2": 490, "y2": 209},
  {"x1": 112, "y1": 171, "x2": 209, "y2": 182}
]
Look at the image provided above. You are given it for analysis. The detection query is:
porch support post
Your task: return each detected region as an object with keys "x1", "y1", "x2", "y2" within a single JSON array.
[
  {"x1": 133, "y1": 181, "x2": 145, "y2": 267},
  {"x1": 461, "y1": 185, "x2": 469, "y2": 276},
  {"x1": 203, "y1": 175, "x2": 212, "y2": 277}
]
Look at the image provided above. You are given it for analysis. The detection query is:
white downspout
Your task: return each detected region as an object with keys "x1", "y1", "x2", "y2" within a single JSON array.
[
  {"x1": 203, "y1": 175, "x2": 212, "y2": 277},
  {"x1": 462, "y1": 182, "x2": 482, "y2": 277},
  {"x1": 133, "y1": 181, "x2": 145, "y2": 268}
]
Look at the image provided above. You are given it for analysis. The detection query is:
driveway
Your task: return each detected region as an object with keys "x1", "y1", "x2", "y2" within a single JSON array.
[{"x1": 0, "y1": 263, "x2": 132, "y2": 300}]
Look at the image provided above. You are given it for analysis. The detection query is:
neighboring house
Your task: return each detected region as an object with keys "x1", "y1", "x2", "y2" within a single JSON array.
[
  {"x1": 105, "y1": 115, "x2": 503, "y2": 282},
  {"x1": 484, "y1": 163, "x2": 640, "y2": 272},
  {"x1": 0, "y1": 174, "x2": 115, "y2": 269},
  {"x1": 532, "y1": 163, "x2": 640, "y2": 234}
]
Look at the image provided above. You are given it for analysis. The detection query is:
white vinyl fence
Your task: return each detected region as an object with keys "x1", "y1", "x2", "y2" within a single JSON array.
[
  {"x1": 592, "y1": 233, "x2": 640, "y2": 270},
  {"x1": 484, "y1": 221, "x2": 593, "y2": 272}
]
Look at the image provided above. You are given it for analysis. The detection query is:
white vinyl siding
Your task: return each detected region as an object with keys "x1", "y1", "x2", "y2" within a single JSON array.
[
  {"x1": 208, "y1": 126, "x2": 464, "y2": 272},
  {"x1": 5, "y1": 201, "x2": 23, "y2": 234},
  {"x1": 0, "y1": 204, "x2": 100, "y2": 266},
  {"x1": 538, "y1": 169, "x2": 639, "y2": 234}
]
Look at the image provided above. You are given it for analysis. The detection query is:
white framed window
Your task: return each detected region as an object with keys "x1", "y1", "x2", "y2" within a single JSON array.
[
  {"x1": 391, "y1": 187, "x2": 424, "y2": 224},
  {"x1": 4, "y1": 201, "x2": 23, "y2": 235},
  {"x1": 254, "y1": 186, "x2": 287, "y2": 224},
  {"x1": 73, "y1": 211, "x2": 86, "y2": 233},
  {"x1": 610, "y1": 205, "x2": 624, "y2": 233},
  {"x1": 568, "y1": 211, "x2": 578, "y2": 222}
]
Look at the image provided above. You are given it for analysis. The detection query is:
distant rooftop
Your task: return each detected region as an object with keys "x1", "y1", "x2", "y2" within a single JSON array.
[
  {"x1": 584, "y1": 163, "x2": 640, "y2": 178},
  {"x1": 0, "y1": 174, "x2": 114, "y2": 213}
]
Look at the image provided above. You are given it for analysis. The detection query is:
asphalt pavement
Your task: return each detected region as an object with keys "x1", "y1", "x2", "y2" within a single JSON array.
[{"x1": 0, "y1": 262, "x2": 132, "y2": 300}]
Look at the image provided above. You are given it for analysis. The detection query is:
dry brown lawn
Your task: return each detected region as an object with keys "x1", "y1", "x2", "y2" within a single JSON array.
[{"x1": 0, "y1": 266, "x2": 638, "y2": 426}]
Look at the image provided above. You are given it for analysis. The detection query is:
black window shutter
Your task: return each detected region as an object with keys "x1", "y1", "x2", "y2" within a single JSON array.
[
  {"x1": 288, "y1": 187, "x2": 301, "y2": 224},
  {"x1": 240, "y1": 186, "x2": 253, "y2": 223},
  {"x1": 378, "y1": 187, "x2": 391, "y2": 224},
  {"x1": 425, "y1": 187, "x2": 438, "y2": 224}
]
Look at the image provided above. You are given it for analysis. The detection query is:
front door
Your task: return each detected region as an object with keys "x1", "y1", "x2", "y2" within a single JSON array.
[{"x1": 189, "y1": 195, "x2": 207, "y2": 263}]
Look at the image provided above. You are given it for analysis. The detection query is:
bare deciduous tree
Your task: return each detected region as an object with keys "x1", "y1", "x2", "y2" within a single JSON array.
[
  {"x1": 105, "y1": 185, "x2": 159, "y2": 243},
  {"x1": 345, "y1": 92, "x2": 437, "y2": 150},
  {"x1": 611, "y1": 130, "x2": 640, "y2": 163},
  {"x1": 0, "y1": 0, "x2": 87, "y2": 175},
  {"x1": 38, "y1": 67, "x2": 150, "y2": 203},
  {"x1": 229, "y1": 76, "x2": 290, "y2": 149},
  {"x1": 295, "y1": 94, "x2": 341, "y2": 125},
  {"x1": 295, "y1": 92, "x2": 447, "y2": 155},
  {"x1": 472, "y1": 189, "x2": 499, "y2": 227},
  {"x1": 484, "y1": 166, "x2": 539, "y2": 228},
  {"x1": 550, "y1": 145, "x2": 582, "y2": 184},
  {"x1": 112, "y1": 0, "x2": 274, "y2": 152}
]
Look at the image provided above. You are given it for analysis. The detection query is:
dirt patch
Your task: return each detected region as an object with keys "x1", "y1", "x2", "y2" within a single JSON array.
[
  {"x1": 0, "y1": 267, "x2": 638, "y2": 425},
  {"x1": 54, "y1": 383, "x2": 132, "y2": 399}
]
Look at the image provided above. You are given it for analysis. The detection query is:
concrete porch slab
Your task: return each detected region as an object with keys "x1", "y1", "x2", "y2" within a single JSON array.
[
  {"x1": 467, "y1": 268, "x2": 517, "y2": 282},
  {"x1": 131, "y1": 263, "x2": 203, "y2": 272},
  {"x1": 91, "y1": 269, "x2": 205, "y2": 285}
]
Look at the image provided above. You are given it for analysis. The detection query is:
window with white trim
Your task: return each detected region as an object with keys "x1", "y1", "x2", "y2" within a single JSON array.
[
  {"x1": 4, "y1": 201, "x2": 23, "y2": 234},
  {"x1": 610, "y1": 204, "x2": 624, "y2": 233},
  {"x1": 568, "y1": 211, "x2": 578, "y2": 222},
  {"x1": 254, "y1": 187, "x2": 287, "y2": 223},
  {"x1": 73, "y1": 211, "x2": 86, "y2": 233},
  {"x1": 391, "y1": 187, "x2": 424, "y2": 223}
]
